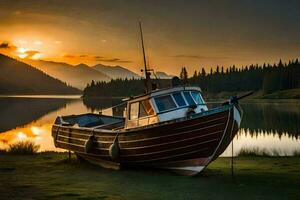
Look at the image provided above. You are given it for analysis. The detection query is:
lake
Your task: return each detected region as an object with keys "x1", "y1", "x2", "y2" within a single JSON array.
[{"x1": 0, "y1": 96, "x2": 299, "y2": 156}]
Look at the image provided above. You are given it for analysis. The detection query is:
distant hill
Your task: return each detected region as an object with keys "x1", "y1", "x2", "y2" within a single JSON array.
[
  {"x1": 26, "y1": 60, "x2": 110, "y2": 89},
  {"x1": 92, "y1": 64, "x2": 140, "y2": 79},
  {"x1": 155, "y1": 71, "x2": 175, "y2": 79},
  {"x1": 0, "y1": 54, "x2": 81, "y2": 94}
]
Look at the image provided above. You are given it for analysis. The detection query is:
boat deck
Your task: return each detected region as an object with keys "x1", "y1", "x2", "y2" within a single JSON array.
[{"x1": 54, "y1": 113, "x2": 125, "y2": 130}]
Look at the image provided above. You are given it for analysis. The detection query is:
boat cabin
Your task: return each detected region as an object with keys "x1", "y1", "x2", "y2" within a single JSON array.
[
  {"x1": 125, "y1": 86, "x2": 208, "y2": 129},
  {"x1": 54, "y1": 86, "x2": 208, "y2": 131}
]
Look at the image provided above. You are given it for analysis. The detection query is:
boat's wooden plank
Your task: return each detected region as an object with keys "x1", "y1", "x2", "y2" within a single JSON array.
[
  {"x1": 55, "y1": 141, "x2": 85, "y2": 152},
  {"x1": 57, "y1": 131, "x2": 91, "y2": 139},
  {"x1": 119, "y1": 131, "x2": 223, "y2": 155},
  {"x1": 96, "y1": 114, "x2": 228, "y2": 143},
  {"x1": 119, "y1": 139, "x2": 218, "y2": 162},
  {"x1": 123, "y1": 147, "x2": 212, "y2": 164},
  {"x1": 96, "y1": 121, "x2": 226, "y2": 148},
  {"x1": 56, "y1": 135, "x2": 86, "y2": 146}
]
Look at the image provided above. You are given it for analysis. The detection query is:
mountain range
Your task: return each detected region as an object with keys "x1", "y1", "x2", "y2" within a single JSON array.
[
  {"x1": 25, "y1": 60, "x2": 173, "y2": 89},
  {"x1": 26, "y1": 60, "x2": 110, "y2": 90},
  {"x1": 0, "y1": 53, "x2": 174, "y2": 94},
  {"x1": 25, "y1": 60, "x2": 141, "y2": 89},
  {"x1": 92, "y1": 64, "x2": 140, "y2": 80},
  {"x1": 155, "y1": 71, "x2": 174, "y2": 79},
  {"x1": 0, "y1": 54, "x2": 80, "y2": 94}
]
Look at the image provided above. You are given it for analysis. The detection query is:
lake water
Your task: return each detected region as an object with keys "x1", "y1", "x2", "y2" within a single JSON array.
[{"x1": 0, "y1": 96, "x2": 299, "y2": 156}]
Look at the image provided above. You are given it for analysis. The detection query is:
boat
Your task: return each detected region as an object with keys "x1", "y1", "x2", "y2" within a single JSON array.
[{"x1": 51, "y1": 23, "x2": 248, "y2": 176}]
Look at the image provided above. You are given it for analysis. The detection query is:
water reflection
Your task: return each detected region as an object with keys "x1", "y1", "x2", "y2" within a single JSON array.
[
  {"x1": 207, "y1": 101, "x2": 300, "y2": 138},
  {"x1": 0, "y1": 98, "x2": 72, "y2": 132},
  {"x1": 0, "y1": 97, "x2": 299, "y2": 156},
  {"x1": 222, "y1": 129, "x2": 300, "y2": 156},
  {"x1": 240, "y1": 102, "x2": 300, "y2": 139},
  {"x1": 0, "y1": 99, "x2": 89, "y2": 151}
]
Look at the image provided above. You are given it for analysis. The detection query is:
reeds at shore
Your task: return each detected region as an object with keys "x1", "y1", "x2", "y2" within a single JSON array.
[
  {"x1": 237, "y1": 147, "x2": 300, "y2": 157},
  {"x1": 2, "y1": 141, "x2": 40, "y2": 155}
]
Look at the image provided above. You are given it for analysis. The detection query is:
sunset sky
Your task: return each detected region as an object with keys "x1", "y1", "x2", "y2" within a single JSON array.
[{"x1": 0, "y1": 0, "x2": 300, "y2": 75}]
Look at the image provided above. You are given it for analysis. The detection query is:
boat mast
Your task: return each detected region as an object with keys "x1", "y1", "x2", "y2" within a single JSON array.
[{"x1": 139, "y1": 22, "x2": 152, "y2": 93}]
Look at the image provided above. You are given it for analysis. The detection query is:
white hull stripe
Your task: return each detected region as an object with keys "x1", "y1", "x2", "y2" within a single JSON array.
[
  {"x1": 233, "y1": 106, "x2": 241, "y2": 126},
  {"x1": 164, "y1": 166, "x2": 205, "y2": 172}
]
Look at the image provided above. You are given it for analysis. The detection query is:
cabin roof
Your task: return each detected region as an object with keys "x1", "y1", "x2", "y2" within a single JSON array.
[{"x1": 126, "y1": 86, "x2": 202, "y2": 103}]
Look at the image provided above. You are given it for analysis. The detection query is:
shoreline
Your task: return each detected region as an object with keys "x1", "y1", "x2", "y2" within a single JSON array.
[
  {"x1": 0, "y1": 88, "x2": 299, "y2": 100},
  {"x1": 0, "y1": 94, "x2": 82, "y2": 99}
]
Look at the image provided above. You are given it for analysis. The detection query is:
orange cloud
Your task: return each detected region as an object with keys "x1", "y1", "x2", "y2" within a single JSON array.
[
  {"x1": 173, "y1": 54, "x2": 230, "y2": 61},
  {"x1": 63, "y1": 54, "x2": 132, "y2": 63},
  {"x1": 25, "y1": 50, "x2": 40, "y2": 58},
  {"x1": 0, "y1": 42, "x2": 17, "y2": 50}
]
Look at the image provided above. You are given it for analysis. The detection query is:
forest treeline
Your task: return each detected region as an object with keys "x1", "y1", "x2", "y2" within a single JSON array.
[
  {"x1": 83, "y1": 59, "x2": 300, "y2": 97},
  {"x1": 188, "y1": 59, "x2": 300, "y2": 93}
]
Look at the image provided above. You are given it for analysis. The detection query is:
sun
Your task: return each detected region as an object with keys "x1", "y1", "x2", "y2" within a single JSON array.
[
  {"x1": 17, "y1": 47, "x2": 27, "y2": 53},
  {"x1": 15, "y1": 46, "x2": 42, "y2": 60},
  {"x1": 16, "y1": 47, "x2": 28, "y2": 59}
]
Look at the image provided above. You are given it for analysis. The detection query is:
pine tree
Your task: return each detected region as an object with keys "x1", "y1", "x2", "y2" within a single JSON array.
[
  {"x1": 201, "y1": 68, "x2": 206, "y2": 76},
  {"x1": 193, "y1": 70, "x2": 198, "y2": 78},
  {"x1": 216, "y1": 66, "x2": 220, "y2": 74},
  {"x1": 180, "y1": 67, "x2": 188, "y2": 83}
]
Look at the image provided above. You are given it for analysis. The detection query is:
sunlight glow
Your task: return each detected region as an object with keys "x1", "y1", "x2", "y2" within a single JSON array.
[
  {"x1": 17, "y1": 132, "x2": 27, "y2": 140},
  {"x1": 34, "y1": 40, "x2": 43, "y2": 45},
  {"x1": 31, "y1": 126, "x2": 42, "y2": 136},
  {"x1": 17, "y1": 40, "x2": 28, "y2": 45},
  {"x1": 18, "y1": 53, "x2": 28, "y2": 59},
  {"x1": 31, "y1": 53, "x2": 42, "y2": 60},
  {"x1": 17, "y1": 47, "x2": 27, "y2": 54}
]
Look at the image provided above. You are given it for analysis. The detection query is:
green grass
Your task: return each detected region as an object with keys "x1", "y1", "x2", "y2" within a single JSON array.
[
  {"x1": 293, "y1": 150, "x2": 300, "y2": 157},
  {"x1": 6, "y1": 141, "x2": 40, "y2": 155},
  {"x1": 0, "y1": 152, "x2": 299, "y2": 200},
  {"x1": 237, "y1": 147, "x2": 283, "y2": 157}
]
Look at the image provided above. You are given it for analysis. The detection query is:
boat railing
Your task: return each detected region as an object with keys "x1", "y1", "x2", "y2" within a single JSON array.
[
  {"x1": 100, "y1": 101, "x2": 127, "y2": 118},
  {"x1": 126, "y1": 115, "x2": 158, "y2": 129}
]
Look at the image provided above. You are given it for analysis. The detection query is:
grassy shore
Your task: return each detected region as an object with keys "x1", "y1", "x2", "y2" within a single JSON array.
[{"x1": 0, "y1": 152, "x2": 299, "y2": 200}]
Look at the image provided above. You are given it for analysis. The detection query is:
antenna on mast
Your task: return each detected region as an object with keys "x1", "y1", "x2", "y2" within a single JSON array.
[{"x1": 139, "y1": 22, "x2": 152, "y2": 93}]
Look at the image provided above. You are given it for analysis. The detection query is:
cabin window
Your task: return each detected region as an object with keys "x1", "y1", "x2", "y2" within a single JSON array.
[
  {"x1": 129, "y1": 102, "x2": 139, "y2": 120},
  {"x1": 172, "y1": 92, "x2": 186, "y2": 107},
  {"x1": 191, "y1": 91, "x2": 204, "y2": 105},
  {"x1": 140, "y1": 100, "x2": 155, "y2": 117},
  {"x1": 183, "y1": 91, "x2": 196, "y2": 105},
  {"x1": 139, "y1": 103, "x2": 147, "y2": 118},
  {"x1": 155, "y1": 95, "x2": 177, "y2": 112}
]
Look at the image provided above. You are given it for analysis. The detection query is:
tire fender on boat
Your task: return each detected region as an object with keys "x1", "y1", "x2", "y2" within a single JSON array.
[
  {"x1": 109, "y1": 134, "x2": 120, "y2": 161},
  {"x1": 85, "y1": 135, "x2": 95, "y2": 153}
]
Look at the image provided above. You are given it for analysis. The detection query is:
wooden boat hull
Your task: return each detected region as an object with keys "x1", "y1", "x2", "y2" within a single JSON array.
[{"x1": 52, "y1": 104, "x2": 242, "y2": 176}]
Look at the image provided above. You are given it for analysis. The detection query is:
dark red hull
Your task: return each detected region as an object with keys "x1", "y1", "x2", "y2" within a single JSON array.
[{"x1": 52, "y1": 104, "x2": 241, "y2": 175}]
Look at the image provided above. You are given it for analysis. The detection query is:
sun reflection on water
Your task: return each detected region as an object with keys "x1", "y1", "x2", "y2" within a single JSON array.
[{"x1": 0, "y1": 124, "x2": 62, "y2": 151}]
